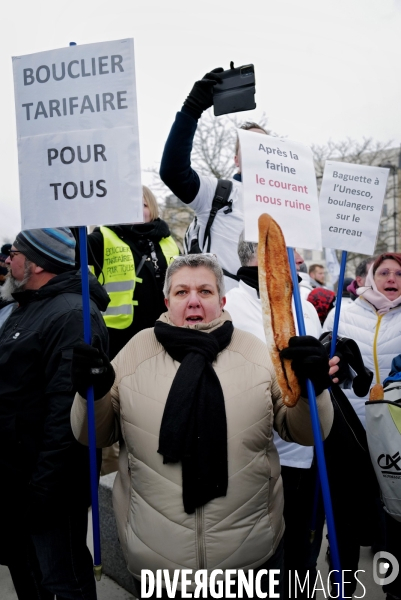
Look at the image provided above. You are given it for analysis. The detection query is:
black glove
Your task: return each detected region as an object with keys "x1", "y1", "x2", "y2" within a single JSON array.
[
  {"x1": 320, "y1": 333, "x2": 373, "y2": 397},
  {"x1": 280, "y1": 336, "x2": 332, "y2": 397},
  {"x1": 319, "y1": 333, "x2": 351, "y2": 385},
  {"x1": 71, "y1": 335, "x2": 115, "y2": 400},
  {"x1": 183, "y1": 68, "x2": 224, "y2": 119}
]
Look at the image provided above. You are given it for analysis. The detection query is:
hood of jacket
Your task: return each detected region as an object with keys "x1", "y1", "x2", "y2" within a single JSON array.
[
  {"x1": 104, "y1": 219, "x2": 171, "y2": 242},
  {"x1": 298, "y1": 272, "x2": 315, "y2": 290},
  {"x1": 11, "y1": 269, "x2": 109, "y2": 312},
  {"x1": 357, "y1": 265, "x2": 401, "y2": 315}
]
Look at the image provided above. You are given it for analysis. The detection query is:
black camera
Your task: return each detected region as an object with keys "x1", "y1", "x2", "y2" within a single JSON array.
[{"x1": 213, "y1": 63, "x2": 256, "y2": 117}]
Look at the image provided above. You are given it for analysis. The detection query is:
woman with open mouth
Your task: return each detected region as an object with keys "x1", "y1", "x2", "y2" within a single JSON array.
[
  {"x1": 70, "y1": 253, "x2": 336, "y2": 599},
  {"x1": 326, "y1": 252, "x2": 401, "y2": 428}
]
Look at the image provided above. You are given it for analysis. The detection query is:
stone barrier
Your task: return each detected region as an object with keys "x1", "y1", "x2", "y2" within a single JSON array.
[{"x1": 99, "y1": 473, "x2": 137, "y2": 597}]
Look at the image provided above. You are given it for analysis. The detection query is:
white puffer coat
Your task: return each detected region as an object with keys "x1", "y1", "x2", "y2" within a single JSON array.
[
  {"x1": 225, "y1": 280, "x2": 322, "y2": 469},
  {"x1": 71, "y1": 312, "x2": 333, "y2": 588},
  {"x1": 325, "y1": 296, "x2": 401, "y2": 428}
]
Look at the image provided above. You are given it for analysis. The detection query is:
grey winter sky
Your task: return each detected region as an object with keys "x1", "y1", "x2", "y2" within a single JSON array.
[{"x1": 1, "y1": 0, "x2": 400, "y2": 242}]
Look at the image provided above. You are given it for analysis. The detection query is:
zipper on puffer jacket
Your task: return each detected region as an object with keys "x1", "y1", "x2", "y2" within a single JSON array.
[
  {"x1": 195, "y1": 506, "x2": 206, "y2": 569},
  {"x1": 373, "y1": 314, "x2": 383, "y2": 384}
]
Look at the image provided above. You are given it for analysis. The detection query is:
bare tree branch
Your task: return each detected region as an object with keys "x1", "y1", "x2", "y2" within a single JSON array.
[
  {"x1": 145, "y1": 109, "x2": 271, "y2": 248},
  {"x1": 312, "y1": 138, "x2": 399, "y2": 273},
  {"x1": 146, "y1": 119, "x2": 399, "y2": 265},
  {"x1": 146, "y1": 109, "x2": 271, "y2": 199},
  {"x1": 190, "y1": 110, "x2": 270, "y2": 180}
]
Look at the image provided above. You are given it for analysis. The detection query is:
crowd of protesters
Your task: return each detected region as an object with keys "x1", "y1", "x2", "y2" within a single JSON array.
[{"x1": 0, "y1": 66, "x2": 400, "y2": 600}]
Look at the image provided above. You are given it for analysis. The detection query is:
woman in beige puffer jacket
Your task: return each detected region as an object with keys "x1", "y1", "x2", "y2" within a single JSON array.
[{"x1": 71, "y1": 254, "x2": 334, "y2": 595}]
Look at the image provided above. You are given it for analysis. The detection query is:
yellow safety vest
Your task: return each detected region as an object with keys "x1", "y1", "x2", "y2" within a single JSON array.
[{"x1": 97, "y1": 226, "x2": 178, "y2": 330}]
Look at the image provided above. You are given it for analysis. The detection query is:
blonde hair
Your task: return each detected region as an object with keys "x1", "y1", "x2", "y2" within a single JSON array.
[{"x1": 142, "y1": 185, "x2": 159, "y2": 221}]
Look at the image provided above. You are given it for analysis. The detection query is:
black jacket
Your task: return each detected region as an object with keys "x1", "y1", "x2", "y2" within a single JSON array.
[
  {"x1": 84, "y1": 221, "x2": 173, "y2": 359},
  {"x1": 324, "y1": 385, "x2": 379, "y2": 543},
  {"x1": 160, "y1": 108, "x2": 201, "y2": 204},
  {"x1": 0, "y1": 270, "x2": 109, "y2": 535}
]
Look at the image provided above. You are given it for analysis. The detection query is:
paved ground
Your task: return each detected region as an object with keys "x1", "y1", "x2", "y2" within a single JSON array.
[
  {"x1": 0, "y1": 525, "x2": 386, "y2": 599},
  {"x1": 315, "y1": 539, "x2": 385, "y2": 599},
  {"x1": 0, "y1": 565, "x2": 134, "y2": 600},
  {"x1": 0, "y1": 565, "x2": 134, "y2": 599},
  {"x1": 0, "y1": 514, "x2": 135, "y2": 600}
]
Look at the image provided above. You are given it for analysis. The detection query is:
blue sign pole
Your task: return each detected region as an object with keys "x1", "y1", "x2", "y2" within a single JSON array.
[
  {"x1": 69, "y1": 41, "x2": 101, "y2": 580},
  {"x1": 79, "y1": 226, "x2": 102, "y2": 580},
  {"x1": 287, "y1": 247, "x2": 343, "y2": 598},
  {"x1": 330, "y1": 251, "x2": 348, "y2": 358}
]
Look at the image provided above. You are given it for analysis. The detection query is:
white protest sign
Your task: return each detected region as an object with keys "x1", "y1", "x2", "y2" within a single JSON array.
[
  {"x1": 12, "y1": 38, "x2": 142, "y2": 229},
  {"x1": 239, "y1": 130, "x2": 322, "y2": 249},
  {"x1": 319, "y1": 161, "x2": 389, "y2": 255}
]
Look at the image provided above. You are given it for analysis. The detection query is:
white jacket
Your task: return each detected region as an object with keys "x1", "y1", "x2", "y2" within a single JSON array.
[
  {"x1": 189, "y1": 176, "x2": 243, "y2": 292},
  {"x1": 322, "y1": 297, "x2": 354, "y2": 333},
  {"x1": 225, "y1": 280, "x2": 322, "y2": 468},
  {"x1": 325, "y1": 296, "x2": 401, "y2": 428},
  {"x1": 298, "y1": 272, "x2": 315, "y2": 301}
]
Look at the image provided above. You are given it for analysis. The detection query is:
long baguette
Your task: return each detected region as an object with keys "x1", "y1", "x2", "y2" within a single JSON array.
[{"x1": 258, "y1": 213, "x2": 301, "y2": 407}]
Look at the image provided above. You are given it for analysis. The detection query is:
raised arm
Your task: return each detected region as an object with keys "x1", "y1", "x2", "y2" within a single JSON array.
[{"x1": 160, "y1": 68, "x2": 223, "y2": 204}]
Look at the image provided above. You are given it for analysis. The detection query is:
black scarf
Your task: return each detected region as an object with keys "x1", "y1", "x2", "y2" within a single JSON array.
[
  {"x1": 154, "y1": 319, "x2": 234, "y2": 514},
  {"x1": 237, "y1": 266, "x2": 303, "y2": 289},
  {"x1": 128, "y1": 218, "x2": 170, "y2": 241},
  {"x1": 237, "y1": 266, "x2": 259, "y2": 291}
]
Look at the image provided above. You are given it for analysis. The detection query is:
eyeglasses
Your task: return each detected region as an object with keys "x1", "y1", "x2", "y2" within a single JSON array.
[
  {"x1": 375, "y1": 269, "x2": 401, "y2": 279},
  {"x1": 8, "y1": 250, "x2": 23, "y2": 261}
]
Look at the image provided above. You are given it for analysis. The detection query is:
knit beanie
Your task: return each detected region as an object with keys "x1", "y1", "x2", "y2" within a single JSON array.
[
  {"x1": 307, "y1": 287, "x2": 336, "y2": 324},
  {"x1": 14, "y1": 228, "x2": 76, "y2": 274}
]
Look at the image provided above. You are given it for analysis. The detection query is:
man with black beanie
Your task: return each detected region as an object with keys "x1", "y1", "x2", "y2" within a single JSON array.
[{"x1": 0, "y1": 227, "x2": 109, "y2": 600}]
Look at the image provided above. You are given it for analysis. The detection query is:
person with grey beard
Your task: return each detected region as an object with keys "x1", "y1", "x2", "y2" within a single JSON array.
[
  {"x1": 0, "y1": 227, "x2": 109, "y2": 600},
  {"x1": 0, "y1": 250, "x2": 32, "y2": 295}
]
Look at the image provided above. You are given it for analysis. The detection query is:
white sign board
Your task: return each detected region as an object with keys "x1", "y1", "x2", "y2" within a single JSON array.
[
  {"x1": 319, "y1": 161, "x2": 389, "y2": 255},
  {"x1": 12, "y1": 39, "x2": 142, "y2": 229},
  {"x1": 239, "y1": 130, "x2": 322, "y2": 249}
]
